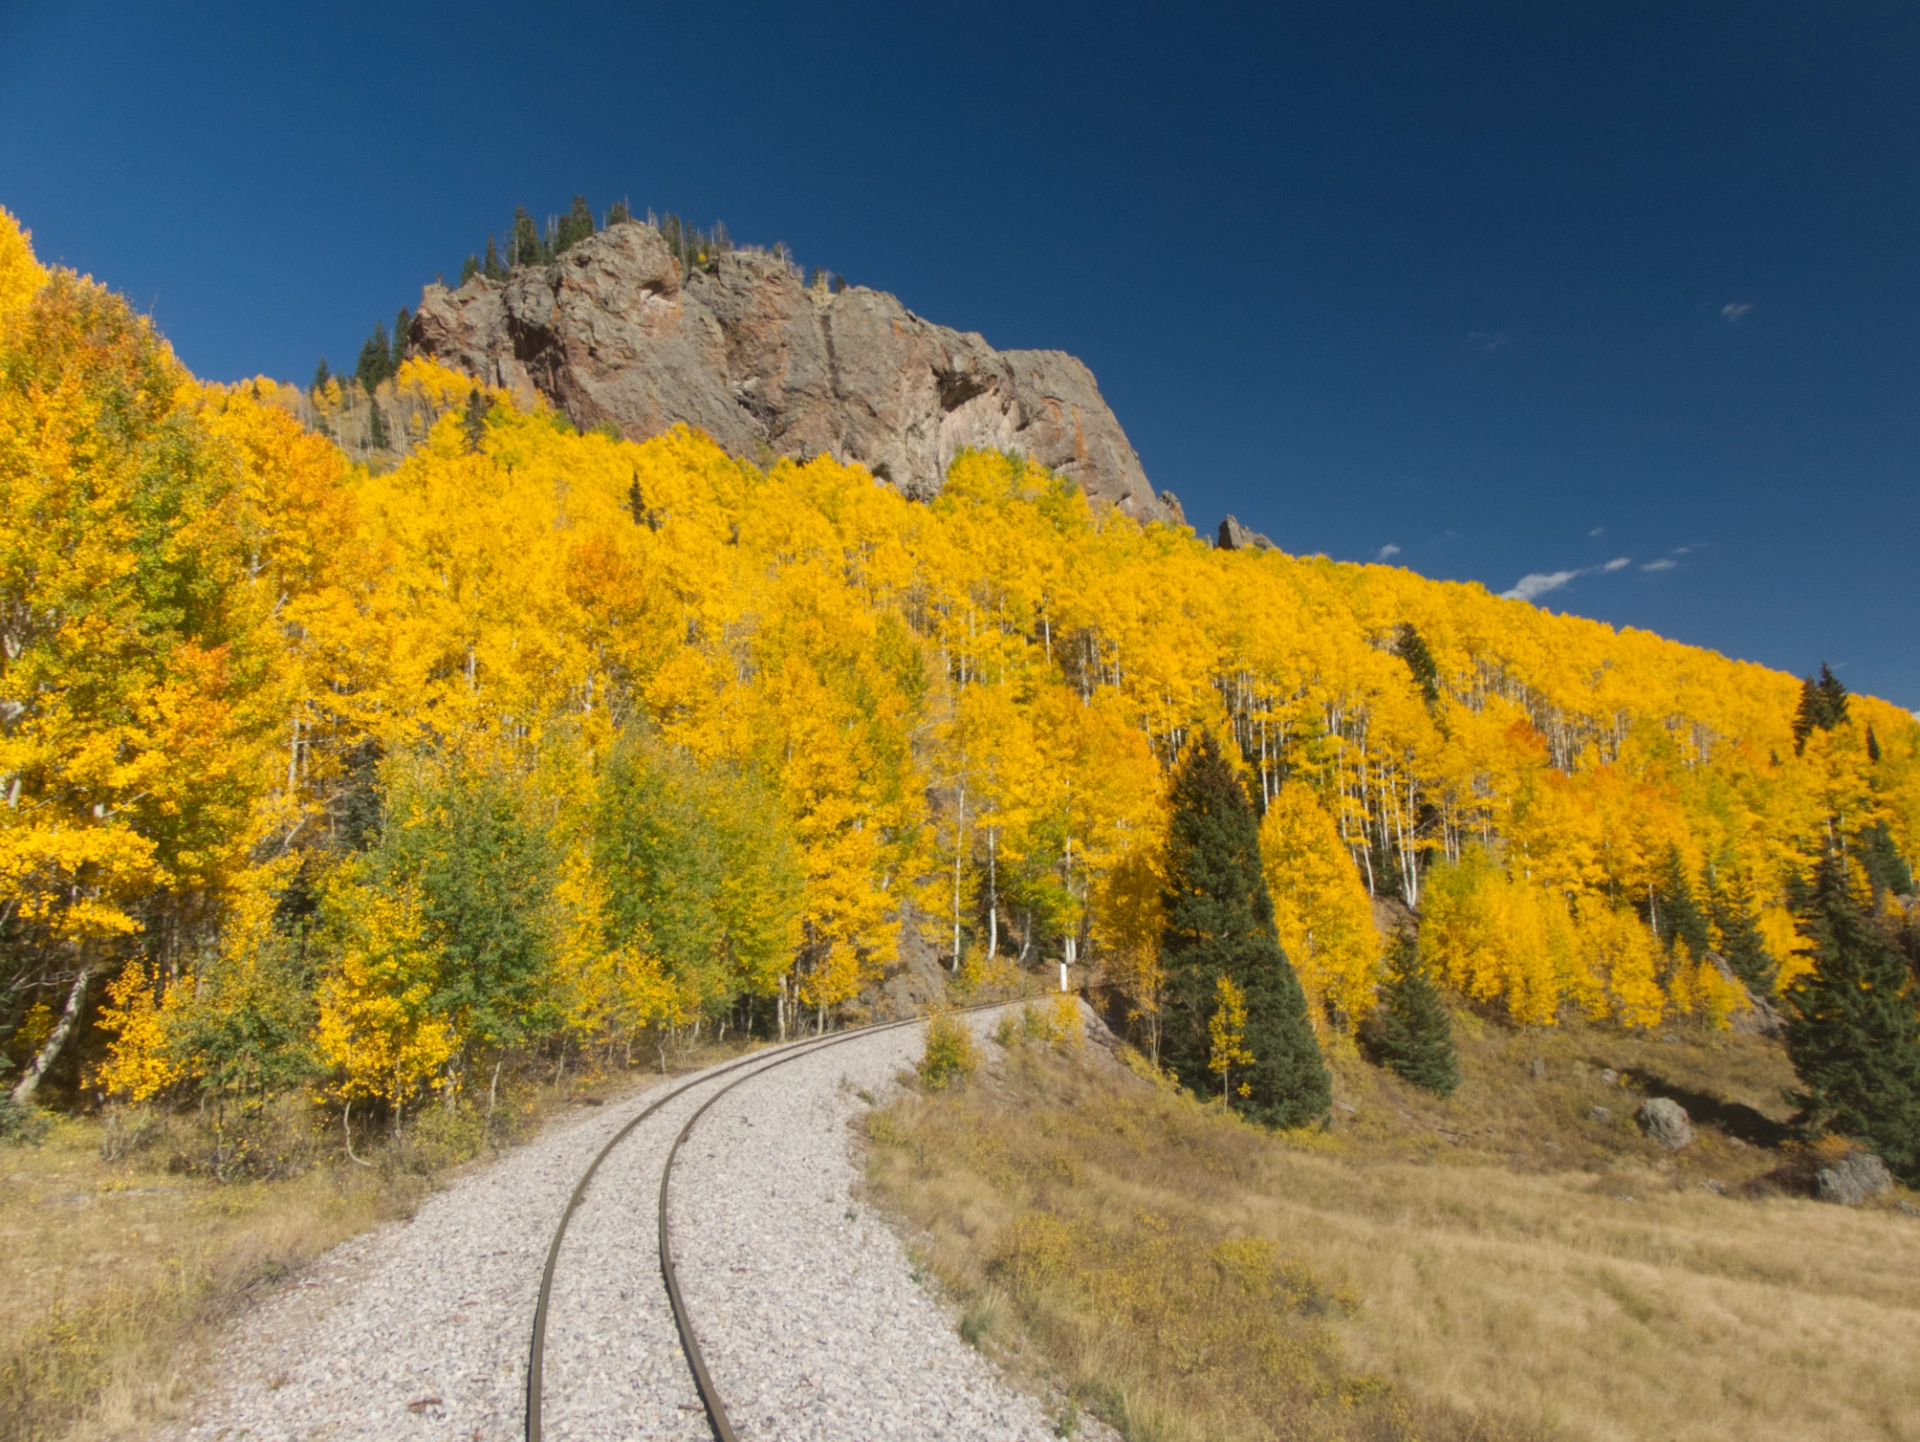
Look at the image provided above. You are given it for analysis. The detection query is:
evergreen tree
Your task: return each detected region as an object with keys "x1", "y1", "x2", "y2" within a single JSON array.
[
  {"x1": 355, "y1": 321, "x2": 390, "y2": 394},
  {"x1": 1792, "y1": 663, "x2": 1850, "y2": 753},
  {"x1": 391, "y1": 307, "x2": 410, "y2": 372},
  {"x1": 555, "y1": 194, "x2": 595, "y2": 253},
  {"x1": 1867, "y1": 724, "x2": 1881, "y2": 763},
  {"x1": 1650, "y1": 845, "x2": 1711, "y2": 958},
  {"x1": 311, "y1": 357, "x2": 330, "y2": 393},
  {"x1": 483, "y1": 235, "x2": 507, "y2": 281},
  {"x1": 511, "y1": 206, "x2": 543, "y2": 268},
  {"x1": 1860, "y1": 821, "x2": 1915, "y2": 906},
  {"x1": 462, "y1": 388, "x2": 488, "y2": 455},
  {"x1": 1159, "y1": 732, "x2": 1329, "y2": 1128},
  {"x1": 1393, "y1": 622, "x2": 1440, "y2": 704},
  {"x1": 1785, "y1": 851, "x2": 1920, "y2": 1181},
  {"x1": 367, "y1": 399, "x2": 389, "y2": 450},
  {"x1": 460, "y1": 255, "x2": 480, "y2": 285},
  {"x1": 1707, "y1": 864, "x2": 1776, "y2": 992},
  {"x1": 606, "y1": 200, "x2": 631, "y2": 226},
  {"x1": 1368, "y1": 931, "x2": 1460, "y2": 1097}
]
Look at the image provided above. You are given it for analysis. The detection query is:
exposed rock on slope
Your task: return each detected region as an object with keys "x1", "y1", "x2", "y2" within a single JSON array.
[{"x1": 409, "y1": 220, "x2": 1180, "y2": 523}]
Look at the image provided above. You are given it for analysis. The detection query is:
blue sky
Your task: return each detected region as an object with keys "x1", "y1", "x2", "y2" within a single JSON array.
[{"x1": 3, "y1": 1, "x2": 1915, "y2": 706}]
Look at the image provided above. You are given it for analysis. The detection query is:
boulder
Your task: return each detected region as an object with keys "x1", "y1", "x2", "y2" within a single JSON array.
[
  {"x1": 1706, "y1": 950, "x2": 1787, "y2": 1037},
  {"x1": 1815, "y1": 1152, "x2": 1893, "y2": 1206},
  {"x1": 1636, "y1": 1097, "x2": 1694, "y2": 1150},
  {"x1": 410, "y1": 222, "x2": 1174, "y2": 523}
]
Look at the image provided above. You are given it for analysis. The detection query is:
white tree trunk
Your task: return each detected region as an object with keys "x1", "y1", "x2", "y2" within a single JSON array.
[{"x1": 11, "y1": 964, "x2": 93, "y2": 1106}]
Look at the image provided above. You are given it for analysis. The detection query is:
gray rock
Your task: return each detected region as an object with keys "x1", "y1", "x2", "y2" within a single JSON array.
[
  {"x1": 1636, "y1": 1097, "x2": 1694, "y2": 1150},
  {"x1": 1816, "y1": 1152, "x2": 1893, "y2": 1206},
  {"x1": 1706, "y1": 951, "x2": 1787, "y2": 1037},
  {"x1": 410, "y1": 221, "x2": 1173, "y2": 523},
  {"x1": 1217, "y1": 514, "x2": 1275, "y2": 551},
  {"x1": 1589, "y1": 1106, "x2": 1612, "y2": 1124}
]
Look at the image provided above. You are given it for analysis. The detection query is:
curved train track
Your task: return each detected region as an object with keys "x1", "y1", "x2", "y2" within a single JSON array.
[{"x1": 524, "y1": 1005, "x2": 999, "y2": 1442}]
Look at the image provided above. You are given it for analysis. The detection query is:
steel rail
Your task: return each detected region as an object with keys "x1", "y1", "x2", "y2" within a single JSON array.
[{"x1": 525, "y1": 1003, "x2": 999, "y2": 1442}]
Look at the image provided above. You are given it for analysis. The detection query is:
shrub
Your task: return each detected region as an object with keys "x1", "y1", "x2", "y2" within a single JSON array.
[{"x1": 919, "y1": 1010, "x2": 979, "y2": 1091}]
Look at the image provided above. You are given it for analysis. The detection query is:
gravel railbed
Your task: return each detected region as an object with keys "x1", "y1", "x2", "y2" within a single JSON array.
[{"x1": 165, "y1": 1009, "x2": 1081, "y2": 1441}]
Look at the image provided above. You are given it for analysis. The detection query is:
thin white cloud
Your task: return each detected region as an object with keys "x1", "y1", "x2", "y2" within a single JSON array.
[
  {"x1": 1721, "y1": 302, "x2": 1753, "y2": 323},
  {"x1": 1642, "y1": 558, "x2": 1677, "y2": 572},
  {"x1": 1603, "y1": 556, "x2": 1631, "y2": 572},
  {"x1": 1589, "y1": 526, "x2": 1605, "y2": 537},
  {"x1": 1467, "y1": 331, "x2": 1508, "y2": 352},
  {"x1": 1373, "y1": 543, "x2": 1402, "y2": 563},
  {"x1": 1502, "y1": 570, "x2": 1581, "y2": 602}
]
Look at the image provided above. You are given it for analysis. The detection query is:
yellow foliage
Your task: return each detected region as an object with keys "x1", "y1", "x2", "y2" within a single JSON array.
[
  {"x1": 0, "y1": 205, "x2": 47, "y2": 320},
  {"x1": 1208, "y1": 974, "x2": 1254, "y2": 1101},
  {"x1": 92, "y1": 963, "x2": 182, "y2": 1102},
  {"x1": 313, "y1": 877, "x2": 454, "y2": 1105},
  {"x1": 1258, "y1": 782, "x2": 1380, "y2": 1024}
]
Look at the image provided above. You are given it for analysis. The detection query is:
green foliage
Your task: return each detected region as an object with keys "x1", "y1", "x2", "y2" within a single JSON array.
[
  {"x1": 511, "y1": 206, "x2": 544, "y2": 269},
  {"x1": 482, "y1": 235, "x2": 507, "y2": 281},
  {"x1": 1784, "y1": 851, "x2": 1920, "y2": 1182},
  {"x1": 1392, "y1": 622, "x2": 1440, "y2": 705},
  {"x1": 0, "y1": 1089, "x2": 51, "y2": 1145},
  {"x1": 1707, "y1": 864, "x2": 1776, "y2": 991},
  {"x1": 1792, "y1": 663, "x2": 1850, "y2": 753},
  {"x1": 168, "y1": 930, "x2": 318, "y2": 1101},
  {"x1": 390, "y1": 308, "x2": 410, "y2": 372},
  {"x1": 1650, "y1": 846, "x2": 1710, "y2": 958},
  {"x1": 554, "y1": 195, "x2": 596, "y2": 254},
  {"x1": 594, "y1": 735, "x2": 802, "y2": 1012},
  {"x1": 658, "y1": 212, "x2": 732, "y2": 275},
  {"x1": 311, "y1": 357, "x2": 330, "y2": 392},
  {"x1": 918, "y1": 1010, "x2": 979, "y2": 1090},
  {"x1": 1367, "y1": 933, "x2": 1459, "y2": 1096},
  {"x1": 459, "y1": 255, "x2": 479, "y2": 285},
  {"x1": 366, "y1": 399, "x2": 389, "y2": 450},
  {"x1": 1159, "y1": 733, "x2": 1329, "y2": 1128},
  {"x1": 1860, "y1": 821, "x2": 1914, "y2": 903},
  {"x1": 355, "y1": 321, "x2": 390, "y2": 395},
  {"x1": 462, "y1": 388, "x2": 488, "y2": 455},
  {"x1": 606, "y1": 200, "x2": 631, "y2": 226}
]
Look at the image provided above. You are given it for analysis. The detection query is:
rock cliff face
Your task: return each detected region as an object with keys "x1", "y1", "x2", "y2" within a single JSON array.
[{"x1": 408, "y1": 221, "x2": 1181, "y2": 523}]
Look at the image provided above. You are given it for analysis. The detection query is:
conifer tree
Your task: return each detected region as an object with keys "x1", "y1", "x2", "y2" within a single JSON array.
[
  {"x1": 390, "y1": 308, "x2": 410, "y2": 372},
  {"x1": 1785, "y1": 851, "x2": 1920, "y2": 1181},
  {"x1": 1793, "y1": 663, "x2": 1850, "y2": 753},
  {"x1": 555, "y1": 194, "x2": 595, "y2": 254},
  {"x1": 511, "y1": 206, "x2": 543, "y2": 268},
  {"x1": 1867, "y1": 724, "x2": 1881, "y2": 762},
  {"x1": 1860, "y1": 822, "x2": 1915, "y2": 907},
  {"x1": 606, "y1": 200, "x2": 631, "y2": 226},
  {"x1": 1650, "y1": 846, "x2": 1711, "y2": 958},
  {"x1": 463, "y1": 388, "x2": 488, "y2": 455},
  {"x1": 460, "y1": 255, "x2": 480, "y2": 284},
  {"x1": 355, "y1": 321, "x2": 390, "y2": 394},
  {"x1": 311, "y1": 357, "x2": 330, "y2": 393},
  {"x1": 367, "y1": 398, "x2": 389, "y2": 450},
  {"x1": 1393, "y1": 622, "x2": 1441, "y2": 704},
  {"x1": 1159, "y1": 733, "x2": 1329, "y2": 1128},
  {"x1": 1369, "y1": 931, "x2": 1459, "y2": 1097},
  {"x1": 483, "y1": 235, "x2": 507, "y2": 281},
  {"x1": 1707, "y1": 864, "x2": 1776, "y2": 991}
]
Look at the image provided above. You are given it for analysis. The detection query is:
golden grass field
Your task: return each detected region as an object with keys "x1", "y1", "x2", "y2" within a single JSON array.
[{"x1": 865, "y1": 1006, "x2": 1920, "y2": 1442}]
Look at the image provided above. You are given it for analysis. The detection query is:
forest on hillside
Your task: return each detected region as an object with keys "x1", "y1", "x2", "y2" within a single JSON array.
[{"x1": 3, "y1": 205, "x2": 1917, "y2": 1143}]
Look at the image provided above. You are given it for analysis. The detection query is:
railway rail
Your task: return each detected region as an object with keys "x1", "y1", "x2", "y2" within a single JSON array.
[{"x1": 524, "y1": 1004, "x2": 1002, "y2": 1442}]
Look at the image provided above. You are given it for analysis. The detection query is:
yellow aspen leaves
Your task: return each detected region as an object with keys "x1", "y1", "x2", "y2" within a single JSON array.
[{"x1": 1208, "y1": 974, "x2": 1254, "y2": 1102}]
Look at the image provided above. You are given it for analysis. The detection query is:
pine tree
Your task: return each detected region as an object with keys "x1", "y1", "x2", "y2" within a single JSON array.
[
  {"x1": 483, "y1": 235, "x2": 507, "y2": 281},
  {"x1": 554, "y1": 194, "x2": 595, "y2": 254},
  {"x1": 460, "y1": 255, "x2": 480, "y2": 284},
  {"x1": 463, "y1": 388, "x2": 488, "y2": 455},
  {"x1": 390, "y1": 308, "x2": 410, "y2": 372},
  {"x1": 1785, "y1": 851, "x2": 1920, "y2": 1181},
  {"x1": 1159, "y1": 732, "x2": 1329, "y2": 1128},
  {"x1": 1793, "y1": 663, "x2": 1850, "y2": 753},
  {"x1": 367, "y1": 398, "x2": 389, "y2": 450},
  {"x1": 1707, "y1": 863, "x2": 1776, "y2": 992},
  {"x1": 1860, "y1": 822, "x2": 1915, "y2": 906},
  {"x1": 1867, "y1": 724, "x2": 1881, "y2": 763},
  {"x1": 311, "y1": 357, "x2": 331, "y2": 393},
  {"x1": 511, "y1": 207, "x2": 543, "y2": 269},
  {"x1": 1393, "y1": 622, "x2": 1440, "y2": 704},
  {"x1": 355, "y1": 321, "x2": 390, "y2": 394},
  {"x1": 1650, "y1": 845, "x2": 1711, "y2": 958},
  {"x1": 1369, "y1": 932, "x2": 1459, "y2": 1097},
  {"x1": 606, "y1": 200, "x2": 631, "y2": 226}
]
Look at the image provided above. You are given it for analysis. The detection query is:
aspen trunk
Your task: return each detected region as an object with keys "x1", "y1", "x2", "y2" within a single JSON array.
[{"x1": 11, "y1": 964, "x2": 93, "y2": 1107}]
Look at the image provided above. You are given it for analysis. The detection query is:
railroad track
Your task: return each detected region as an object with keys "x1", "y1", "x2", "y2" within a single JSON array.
[{"x1": 524, "y1": 1004, "x2": 1004, "y2": 1442}]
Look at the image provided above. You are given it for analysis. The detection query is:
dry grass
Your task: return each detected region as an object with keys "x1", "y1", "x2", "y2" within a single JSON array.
[
  {"x1": 864, "y1": 1011, "x2": 1920, "y2": 1442},
  {"x1": 0, "y1": 1039, "x2": 745, "y2": 1442}
]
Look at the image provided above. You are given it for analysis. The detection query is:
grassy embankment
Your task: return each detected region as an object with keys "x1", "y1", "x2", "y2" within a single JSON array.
[
  {"x1": 866, "y1": 1002, "x2": 1920, "y2": 1442},
  {"x1": 0, "y1": 1036, "x2": 741, "y2": 1442}
]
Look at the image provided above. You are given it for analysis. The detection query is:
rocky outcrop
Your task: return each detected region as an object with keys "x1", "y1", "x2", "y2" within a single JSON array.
[
  {"x1": 409, "y1": 221, "x2": 1176, "y2": 523},
  {"x1": 1217, "y1": 515, "x2": 1275, "y2": 551}
]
